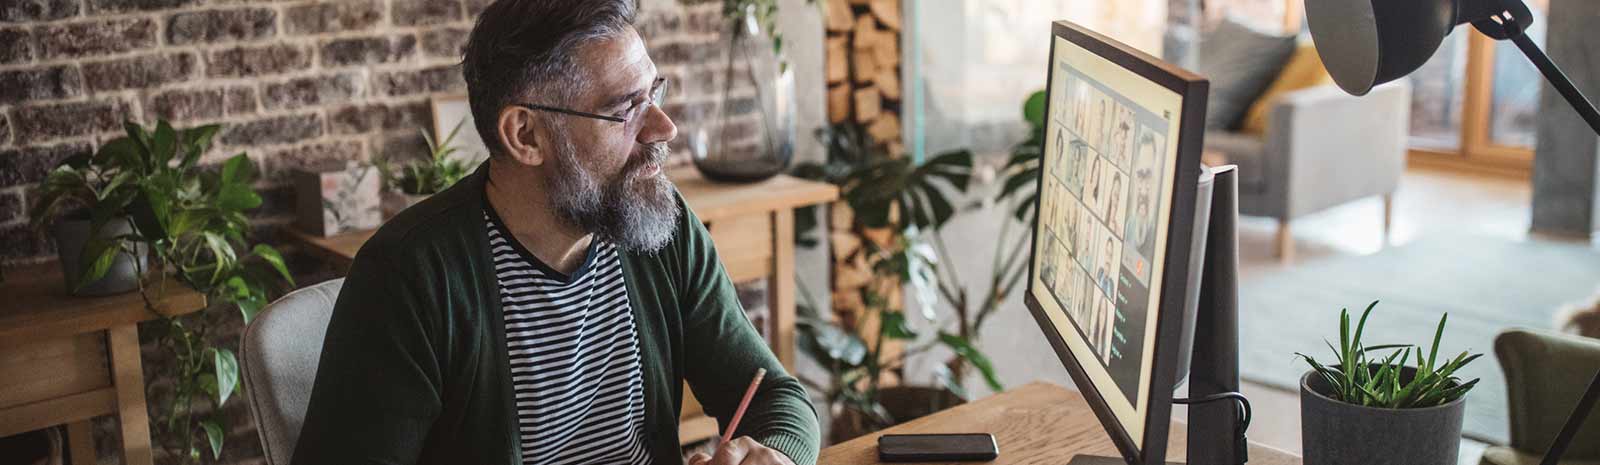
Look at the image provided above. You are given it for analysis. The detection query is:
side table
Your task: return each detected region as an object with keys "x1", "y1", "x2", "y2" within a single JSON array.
[{"x1": 1, "y1": 263, "x2": 206, "y2": 465}]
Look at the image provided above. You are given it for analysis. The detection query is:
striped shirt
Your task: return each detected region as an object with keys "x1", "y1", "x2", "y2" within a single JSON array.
[{"x1": 486, "y1": 209, "x2": 654, "y2": 465}]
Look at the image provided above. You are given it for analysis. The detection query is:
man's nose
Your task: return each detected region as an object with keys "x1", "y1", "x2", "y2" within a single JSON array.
[{"x1": 638, "y1": 104, "x2": 677, "y2": 145}]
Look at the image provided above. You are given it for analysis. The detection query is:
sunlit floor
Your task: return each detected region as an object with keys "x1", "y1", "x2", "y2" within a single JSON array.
[{"x1": 1230, "y1": 166, "x2": 1551, "y2": 464}]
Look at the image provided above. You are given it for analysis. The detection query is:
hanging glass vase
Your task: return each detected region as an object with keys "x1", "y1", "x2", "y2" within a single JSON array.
[{"x1": 687, "y1": 4, "x2": 796, "y2": 183}]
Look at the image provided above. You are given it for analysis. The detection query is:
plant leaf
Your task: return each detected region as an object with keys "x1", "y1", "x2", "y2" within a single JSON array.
[
  {"x1": 201, "y1": 419, "x2": 225, "y2": 459},
  {"x1": 252, "y1": 244, "x2": 291, "y2": 282},
  {"x1": 214, "y1": 348, "x2": 239, "y2": 406},
  {"x1": 939, "y1": 332, "x2": 1003, "y2": 392},
  {"x1": 879, "y1": 311, "x2": 916, "y2": 340}
]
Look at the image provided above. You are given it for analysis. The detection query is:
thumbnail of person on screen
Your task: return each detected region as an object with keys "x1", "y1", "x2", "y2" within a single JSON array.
[
  {"x1": 1097, "y1": 237, "x2": 1116, "y2": 297},
  {"x1": 287, "y1": 2, "x2": 819, "y2": 464}
]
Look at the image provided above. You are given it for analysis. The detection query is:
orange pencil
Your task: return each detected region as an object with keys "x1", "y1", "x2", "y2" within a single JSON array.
[{"x1": 720, "y1": 368, "x2": 767, "y2": 444}]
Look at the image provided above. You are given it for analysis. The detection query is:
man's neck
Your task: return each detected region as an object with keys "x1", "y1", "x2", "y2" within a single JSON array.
[{"x1": 484, "y1": 158, "x2": 594, "y2": 276}]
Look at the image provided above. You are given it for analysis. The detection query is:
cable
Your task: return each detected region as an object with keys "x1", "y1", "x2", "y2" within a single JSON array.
[
  {"x1": 1173, "y1": 391, "x2": 1252, "y2": 432},
  {"x1": 1174, "y1": 392, "x2": 1252, "y2": 464}
]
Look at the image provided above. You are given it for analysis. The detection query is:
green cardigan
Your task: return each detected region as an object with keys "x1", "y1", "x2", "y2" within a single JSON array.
[{"x1": 290, "y1": 164, "x2": 820, "y2": 465}]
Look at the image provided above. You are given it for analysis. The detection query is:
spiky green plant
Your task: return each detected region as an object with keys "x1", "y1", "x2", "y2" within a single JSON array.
[
  {"x1": 1297, "y1": 301, "x2": 1482, "y2": 409},
  {"x1": 379, "y1": 118, "x2": 479, "y2": 196}
]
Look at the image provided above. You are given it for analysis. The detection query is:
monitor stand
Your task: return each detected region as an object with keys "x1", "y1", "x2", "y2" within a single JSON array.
[{"x1": 1067, "y1": 165, "x2": 1247, "y2": 465}]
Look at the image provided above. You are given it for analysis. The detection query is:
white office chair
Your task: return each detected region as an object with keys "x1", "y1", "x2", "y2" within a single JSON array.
[{"x1": 240, "y1": 278, "x2": 343, "y2": 465}]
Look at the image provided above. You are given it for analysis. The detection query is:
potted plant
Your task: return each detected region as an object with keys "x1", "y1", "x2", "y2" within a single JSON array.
[
  {"x1": 378, "y1": 119, "x2": 479, "y2": 217},
  {"x1": 31, "y1": 120, "x2": 294, "y2": 463},
  {"x1": 1296, "y1": 301, "x2": 1482, "y2": 465},
  {"x1": 792, "y1": 120, "x2": 1004, "y2": 442},
  {"x1": 30, "y1": 133, "x2": 153, "y2": 295}
]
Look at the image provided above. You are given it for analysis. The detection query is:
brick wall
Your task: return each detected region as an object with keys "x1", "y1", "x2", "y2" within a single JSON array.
[{"x1": 0, "y1": 0, "x2": 750, "y2": 267}]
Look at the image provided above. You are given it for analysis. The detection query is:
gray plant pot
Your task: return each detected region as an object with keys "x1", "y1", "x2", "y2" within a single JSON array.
[
  {"x1": 1300, "y1": 368, "x2": 1466, "y2": 465},
  {"x1": 53, "y1": 217, "x2": 148, "y2": 296}
]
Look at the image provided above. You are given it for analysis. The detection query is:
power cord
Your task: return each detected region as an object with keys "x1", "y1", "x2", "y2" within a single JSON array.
[{"x1": 1173, "y1": 392, "x2": 1252, "y2": 464}]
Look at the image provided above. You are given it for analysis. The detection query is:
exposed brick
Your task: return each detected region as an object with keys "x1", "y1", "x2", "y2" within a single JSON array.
[
  {"x1": 0, "y1": 189, "x2": 19, "y2": 221},
  {"x1": 650, "y1": 42, "x2": 694, "y2": 65},
  {"x1": 206, "y1": 44, "x2": 311, "y2": 78},
  {"x1": 11, "y1": 101, "x2": 123, "y2": 145},
  {"x1": 167, "y1": 8, "x2": 276, "y2": 45},
  {"x1": 87, "y1": 0, "x2": 201, "y2": 14},
  {"x1": 635, "y1": 11, "x2": 683, "y2": 40},
  {"x1": 0, "y1": 141, "x2": 94, "y2": 188},
  {"x1": 220, "y1": 114, "x2": 323, "y2": 147},
  {"x1": 329, "y1": 101, "x2": 430, "y2": 135},
  {"x1": 372, "y1": 64, "x2": 464, "y2": 97},
  {"x1": 147, "y1": 88, "x2": 224, "y2": 122},
  {"x1": 373, "y1": 132, "x2": 427, "y2": 162},
  {"x1": 0, "y1": 28, "x2": 31, "y2": 64},
  {"x1": 0, "y1": 224, "x2": 47, "y2": 262},
  {"x1": 0, "y1": 0, "x2": 79, "y2": 22},
  {"x1": 263, "y1": 140, "x2": 365, "y2": 181},
  {"x1": 225, "y1": 86, "x2": 257, "y2": 115},
  {"x1": 35, "y1": 18, "x2": 156, "y2": 60},
  {"x1": 0, "y1": 66, "x2": 82, "y2": 105},
  {"x1": 0, "y1": 113, "x2": 10, "y2": 146},
  {"x1": 285, "y1": 0, "x2": 382, "y2": 35},
  {"x1": 263, "y1": 73, "x2": 362, "y2": 111},
  {"x1": 391, "y1": 0, "x2": 461, "y2": 27},
  {"x1": 463, "y1": 0, "x2": 493, "y2": 17},
  {"x1": 320, "y1": 35, "x2": 417, "y2": 68},
  {"x1": 420, "y1": 27, "x2": 470, "y2": 58},
  {"x1": 82, "y1": 52, "x2": 196, "y2": 92}
]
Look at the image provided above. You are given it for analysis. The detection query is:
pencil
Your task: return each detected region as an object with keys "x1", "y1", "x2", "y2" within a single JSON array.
[{"x1": 720, "y1": 368, "x2": 767, "y2": 444}]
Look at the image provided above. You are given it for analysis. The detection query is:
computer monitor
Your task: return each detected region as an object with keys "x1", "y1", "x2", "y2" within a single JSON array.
[{"x1": 1023, "y1": 21, "x2": 1212, "y2": 465}]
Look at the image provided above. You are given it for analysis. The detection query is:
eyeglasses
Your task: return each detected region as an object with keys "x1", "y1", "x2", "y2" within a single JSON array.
[{"x1": 517, "y1": 77, "x2": 669, "y2": 124}]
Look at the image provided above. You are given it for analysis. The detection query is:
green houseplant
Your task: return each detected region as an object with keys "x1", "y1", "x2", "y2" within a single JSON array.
[
  {"x1": 792, "y1": 123, "x2": 1003, "y2": 442},
  {"x1": 378, "y1": 119, "x2": 480, "y2": 216},
  {"x1": 31, "y1": 120, "x2": 293, "y2": 463},
  {"x1": 1296, "y1": 301, "x2": 1481, "y2": 465}
]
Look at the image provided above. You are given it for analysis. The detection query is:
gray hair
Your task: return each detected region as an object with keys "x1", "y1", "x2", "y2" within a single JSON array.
[{"x1": 462, "y1": 0, "x2": 637, "y2": 157}]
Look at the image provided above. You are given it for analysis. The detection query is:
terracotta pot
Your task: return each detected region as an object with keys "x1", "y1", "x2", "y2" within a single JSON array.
[{"x1": 829, "y1": 386, "x2": 965, "y2": 444}]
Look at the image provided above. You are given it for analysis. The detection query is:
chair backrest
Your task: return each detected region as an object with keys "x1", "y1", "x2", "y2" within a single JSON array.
[
  {"x1": 1496, "y1": 328, "x2": 1600, "y2": 459},
  {"x1": 241, "y1": 278, "x2": 343, "y2": 465}
]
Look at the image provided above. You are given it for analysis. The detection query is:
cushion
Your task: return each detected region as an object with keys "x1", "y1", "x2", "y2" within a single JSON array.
[
  {"x1": 1202, "y1": 131, "x2": 1266, "y2": 194},
  {"x1": 1198, "y1": 18, "x2": 1297, "y2": 131},
  {"x1": 1239, "y1": 42, "x2": 1336, "y2": 135}
]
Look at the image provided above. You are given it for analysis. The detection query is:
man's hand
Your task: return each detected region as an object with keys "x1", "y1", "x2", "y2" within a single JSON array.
[{"x1": 685, "y1": 437, "x2": 796, "y2": 465}]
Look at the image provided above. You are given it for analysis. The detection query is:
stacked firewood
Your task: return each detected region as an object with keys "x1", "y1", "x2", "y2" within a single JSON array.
[{"x1": 824, "y1": 0, "x2": 906, "y2": 384}]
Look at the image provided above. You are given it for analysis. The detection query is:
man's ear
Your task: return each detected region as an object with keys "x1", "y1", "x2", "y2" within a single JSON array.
[{"x1": 497, "y1": 106, "x2": 545, "y2": 166}]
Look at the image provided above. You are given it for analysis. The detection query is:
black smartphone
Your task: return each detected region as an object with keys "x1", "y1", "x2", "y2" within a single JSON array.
[{"x1": 877, "y1": 433, "x2": 999, "y2": 462}]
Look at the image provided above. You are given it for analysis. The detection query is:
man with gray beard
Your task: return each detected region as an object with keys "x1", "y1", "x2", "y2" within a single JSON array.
[{"x1": 289, "y1": 1, "x2": 820, "y2": 465}]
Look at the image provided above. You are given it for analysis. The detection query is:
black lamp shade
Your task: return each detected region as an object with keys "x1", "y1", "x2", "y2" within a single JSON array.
[{"x1": 1306, "y1": 0, "x2": 1459, "y2": 95}]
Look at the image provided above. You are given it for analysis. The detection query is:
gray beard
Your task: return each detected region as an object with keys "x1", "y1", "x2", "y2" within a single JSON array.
[{"x1": 546, "y1": 131, "x2": 680, "y2": 253}]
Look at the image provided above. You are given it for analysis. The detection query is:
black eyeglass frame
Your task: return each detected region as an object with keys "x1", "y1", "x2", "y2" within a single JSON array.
[{"x1": 515, "y1": 77, "x2": 668, "y2": 124}]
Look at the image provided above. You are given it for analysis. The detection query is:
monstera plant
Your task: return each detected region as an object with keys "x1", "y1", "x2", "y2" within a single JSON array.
[{"x1": 32, "y1": 120, "x2": 293, "y2": 463}]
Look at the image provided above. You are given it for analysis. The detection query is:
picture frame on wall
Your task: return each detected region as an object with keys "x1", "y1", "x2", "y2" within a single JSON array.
[{"x1": 430, "y1": 94, "x2": 491, "y2": 164}]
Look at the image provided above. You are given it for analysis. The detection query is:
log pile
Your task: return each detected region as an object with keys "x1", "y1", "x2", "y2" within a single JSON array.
[{"x1": 824, "y1": 0, "x2": 906, "y2": 386}]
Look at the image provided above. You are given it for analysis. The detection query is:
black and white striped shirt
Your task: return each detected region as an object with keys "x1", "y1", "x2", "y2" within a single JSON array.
[{"x1": 486, "y1": 209, "x2": 654, "y2": 465}]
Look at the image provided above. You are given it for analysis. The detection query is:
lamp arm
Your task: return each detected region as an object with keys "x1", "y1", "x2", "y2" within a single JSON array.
[
  {"x1": 1508, "y1": 32, "x2": 1600, "y2": 137},
  {"x1": 1491, "y1": 16, "x2": 1600, "y2": 465}
]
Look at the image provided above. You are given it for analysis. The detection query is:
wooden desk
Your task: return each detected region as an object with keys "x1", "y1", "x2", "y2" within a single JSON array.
[
  {"x1": 0, "y1": 263, "x2": 207, "y2": 465},
  {"x1": 820, "y1": 382, "x2": 1301, "y2": 465},
  {"x1": 286, "y1": 167, "x2": 839, "y2": 445}
]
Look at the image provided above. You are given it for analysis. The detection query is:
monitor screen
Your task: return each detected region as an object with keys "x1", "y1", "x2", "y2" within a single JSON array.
[{"x1": 1027, "y1": 25, "x2": 1190, "y2": 451}]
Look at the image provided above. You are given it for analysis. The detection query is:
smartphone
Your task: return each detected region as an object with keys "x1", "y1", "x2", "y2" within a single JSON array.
[{"x1": 877, "y1": 433, "x2": 999, "y2": 462}]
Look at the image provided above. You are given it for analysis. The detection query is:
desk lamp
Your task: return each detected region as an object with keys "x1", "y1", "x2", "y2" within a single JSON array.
[{"x1": 1306, "y1": 0, "x2": 1600, "y2": 464}]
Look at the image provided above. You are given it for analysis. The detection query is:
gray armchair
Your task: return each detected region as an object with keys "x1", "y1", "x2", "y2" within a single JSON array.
[
  {"x1": 1205, "y1": 80, "x2": 1411, "y2": 261},
  {"x1": 240, "y1": 278, "x2": 343, "y2": 465},
  {"x1": 1478, "y1": 329, "x2": 1600, "y2": 465}
]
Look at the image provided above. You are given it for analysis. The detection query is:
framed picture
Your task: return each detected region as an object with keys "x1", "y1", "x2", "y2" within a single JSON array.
[{"x1": 431, "y1": 94, "x2": 491, "y2": 163}]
